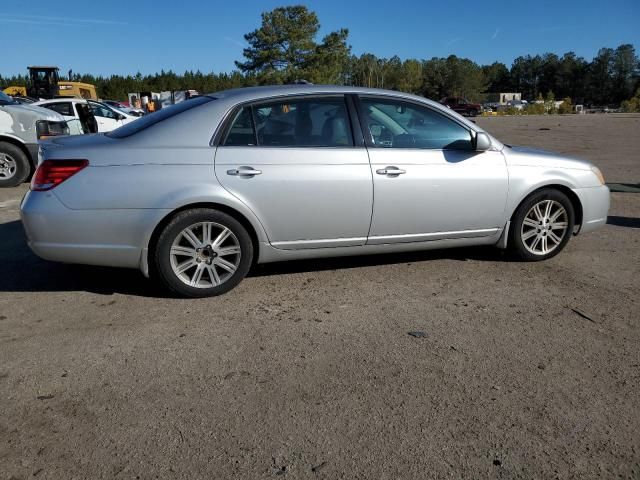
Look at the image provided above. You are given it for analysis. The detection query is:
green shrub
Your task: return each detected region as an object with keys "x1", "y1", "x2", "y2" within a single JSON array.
[
  {"x1": 526, "y1": 103, "x2": 545, "y2": 115},
  {"x1": 621, "y1": 89, "x2": 640, "y2": 112},
  {"x1": 558, "y1": 97, "x2": 573, "y2": 114}
]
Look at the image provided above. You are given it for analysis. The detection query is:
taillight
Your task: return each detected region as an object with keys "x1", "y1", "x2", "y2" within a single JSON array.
[
  {"x1": 31, "y1": 160, "x2": 88, "y2": 191},
  {"x1": 36, "y1": 120, "x2": 70, "y2": 140}
]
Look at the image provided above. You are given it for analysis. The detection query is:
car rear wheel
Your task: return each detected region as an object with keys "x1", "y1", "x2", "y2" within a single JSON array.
[
  {"x1": 509, "y1": 189, "x2": 575, "y2": 261},
  {"x1": 468, "y1": 109, "x2": 478, "y2": 117},
  {"x1": 153, "y1": 209, "x2": 253, "y2": 297},
  {"x1": 0, "y1": 142, "x2": 30, "y2": 187}
]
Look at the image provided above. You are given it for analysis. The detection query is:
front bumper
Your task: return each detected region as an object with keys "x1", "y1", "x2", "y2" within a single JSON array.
[
  {"x1": 20, "y1": 190, "x2": 169, "y2": 270},
  {"x1": 573, "y1": 184, "x2": 610, "y2": 234}
]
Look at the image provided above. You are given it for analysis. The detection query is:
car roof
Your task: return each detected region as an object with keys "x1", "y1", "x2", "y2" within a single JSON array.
[
  {"x1": 207, "y1": 84, "x2": 445, "y2": 109},
  {"x1": 34, "y1": 98, "x2": 87, "y2": 105}
]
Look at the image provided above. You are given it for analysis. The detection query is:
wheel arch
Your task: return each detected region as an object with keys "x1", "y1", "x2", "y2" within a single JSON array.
[
  {"x1": 0, "y1": 135, "x2": 33, "y2": 166},
  {"x1": 510, "y1": 183, "x2": 583, "y2": 228},
  {"x1": 145, "y1": 202, "x2": 262, "y2": 275}
]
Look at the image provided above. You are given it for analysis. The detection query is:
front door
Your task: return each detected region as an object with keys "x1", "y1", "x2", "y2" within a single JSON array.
[
  {"x1": 357, "y1": 96, "x2": 508, "y2": 244},
  {"x1": 88, "y1": 101, "x2": 121, "y2": 132},
  {"x1": 215, "y1": 95, "x2": 373, "y2": 250}
]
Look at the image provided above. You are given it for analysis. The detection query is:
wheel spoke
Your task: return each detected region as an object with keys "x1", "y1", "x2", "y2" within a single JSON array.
[
  {"x1": 550, "y1": 221, "x2": 568, "y2": 230},
  {"x1": 202, "y1": 222, "x2": 213, "y2": 245},
  {"x1": 543, "y1": 200, "x2": 553, "y2": 219},
  {"x1": 206, "y1": 264, "x2": 220, "y2": 286},
  {"x1": 533, "y1": 204, "x2": 544, "y2": 221},
  {"x1": 550, "y1": 208, "x2": 565, "y2": 223},
  {"x1": 522, "y1": 229, "x2": 538, "y2": 241},
  {"x1": 190, "y1": 263, "x2": 205, "y2": 287},
  {"x1": 182, "y1": 227, "x2": 202, "y2": 248},
  {"x1": 215, "y1": 257, "x2": 237, "y2": 273},
  {"x1": 541, "y1": 236, "x2": 548, "y2": 253},
  {"x1": 175, "y1": 259, "x2": 196, "y2": 274},
  {"x1": 171, "y1": 245, "x2": 197, "y2": 257},
  {"x1": 548, "y1": 230, "x2": 563, "y2": 244},
  {"x1": 530, "y1": 236, "x2": 541, "y2": 252},
  {"x1": 217, "y1": 246, "x2": 241, "y2": 257},
  {"x1": 523, "y1": 218, "x2": 538, "y2": 228},
  {"x1": 212, "y1": 228, "x2": 231, "y2": 248}
]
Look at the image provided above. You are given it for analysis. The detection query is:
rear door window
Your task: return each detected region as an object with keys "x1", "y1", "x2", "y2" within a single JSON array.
[{"x1": 223, "y1": 97, "x2": 353, "y2": 148}]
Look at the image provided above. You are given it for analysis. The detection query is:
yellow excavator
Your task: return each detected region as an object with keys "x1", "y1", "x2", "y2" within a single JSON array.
[{"x1": 2, "y1": 66, "x2": 97, "y2": 100}]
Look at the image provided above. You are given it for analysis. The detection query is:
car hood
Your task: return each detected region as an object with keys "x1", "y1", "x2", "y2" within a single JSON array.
[
  {"x1": 504, "y1": 145, "x2": 592, "y2": 170},
  {"x1": 2, "y1": 103, "x2": 65, "y2": 122}
]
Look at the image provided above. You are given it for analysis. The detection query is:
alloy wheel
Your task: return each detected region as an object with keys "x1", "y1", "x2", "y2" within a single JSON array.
[
  {"x1": 521, "y1": 200, "x2": 569, "y2": 256},
  {"x1": 169, "y1": 221, "x2": 242, "y2": 288},
  {"x1": 0, "y1": 153, "x2": 17, "y2": 180}
]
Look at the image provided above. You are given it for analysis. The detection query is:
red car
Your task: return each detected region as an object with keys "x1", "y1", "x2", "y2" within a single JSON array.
[{"x1": 439, "y1": 97, "x2": 481, "y2": 117}]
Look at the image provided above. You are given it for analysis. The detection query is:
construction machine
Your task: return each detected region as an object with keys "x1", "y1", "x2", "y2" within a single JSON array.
[{"x1": 2, "y1": 66, "x2": 97, "y2": 100}]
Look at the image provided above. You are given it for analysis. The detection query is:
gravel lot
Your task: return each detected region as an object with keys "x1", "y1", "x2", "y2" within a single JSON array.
[{"x1": 1, "y1": 114, "x2": 638, "y2": 479}]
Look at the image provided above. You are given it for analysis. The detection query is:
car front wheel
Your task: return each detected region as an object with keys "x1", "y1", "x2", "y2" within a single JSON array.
[
  {"x1": 509, "y1": 189, "x2": 575, "y2": 261},
  {"x1": 153, "y1": 209, "x2": 253, "y2": 297}
]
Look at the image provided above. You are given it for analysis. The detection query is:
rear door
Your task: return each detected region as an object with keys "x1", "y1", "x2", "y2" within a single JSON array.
[
  {"x1": 357, "y1": 95, "x2": 508, "y2": 244},
  {"x1": 214, "y1": 95, "x2": 373, "y2": 250}
]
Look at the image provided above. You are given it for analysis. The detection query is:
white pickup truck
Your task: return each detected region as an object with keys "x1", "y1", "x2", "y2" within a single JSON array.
[{"x1": 0, "y1": 91, "x2": 72, "y2": 187}]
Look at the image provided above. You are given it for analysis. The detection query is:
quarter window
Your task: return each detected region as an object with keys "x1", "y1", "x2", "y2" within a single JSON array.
[
  {"x1": 360, "y1": 97, "x2": 473, "y2": 150},
  {"x1": 223, "y1": 107, "x2": 256, "y2": 146},
  {"x1": 223, "y1": 97, "x2": 353, "y2": 147}
]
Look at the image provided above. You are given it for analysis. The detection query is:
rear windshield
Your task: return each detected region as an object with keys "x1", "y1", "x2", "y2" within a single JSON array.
[{"x1": 106, "y1": 96, "x2": 215, "y2": 138}]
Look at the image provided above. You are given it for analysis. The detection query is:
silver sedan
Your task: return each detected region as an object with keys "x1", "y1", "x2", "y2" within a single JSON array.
[{"x1": 20, "y1": 85, "x2": 610, "y2": 297}]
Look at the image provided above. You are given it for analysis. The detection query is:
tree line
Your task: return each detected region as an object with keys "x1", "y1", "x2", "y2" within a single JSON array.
[{"x1": 1, "y1": 5, "x2": 638, "y2": 108}]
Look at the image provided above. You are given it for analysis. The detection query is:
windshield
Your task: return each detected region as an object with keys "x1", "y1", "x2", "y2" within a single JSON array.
[
  {"x1": 107, "y1": 96, "x2": 215, "y2": 138},
  {"x1": 0, "y1": 91, "x2": 17, "y2": 104}
]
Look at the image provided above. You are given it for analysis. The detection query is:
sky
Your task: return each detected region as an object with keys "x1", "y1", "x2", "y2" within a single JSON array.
[{"x1": 1, "y1": 0, "x2": 638, "y2": 77}]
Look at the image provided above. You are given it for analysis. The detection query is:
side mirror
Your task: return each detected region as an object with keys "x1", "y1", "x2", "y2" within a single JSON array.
[
  {"x1": 116, "y1": 113, "x2": 125, "y2": 121},
  {"x1": 475, "y1": 132, "x2": 492, "y2": 151}
]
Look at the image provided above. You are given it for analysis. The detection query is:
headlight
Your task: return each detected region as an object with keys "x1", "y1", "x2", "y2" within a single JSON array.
[
  {"x1": 590, "y1": 165, "x2": 605, "y2": 185},
  {"x1": 36, "y1": 120, "x2": 70, "y2": 139}
]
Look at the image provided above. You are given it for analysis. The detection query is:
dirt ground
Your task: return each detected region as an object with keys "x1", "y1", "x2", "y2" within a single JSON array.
[{"x1": 0, "y1": 114, "x2": 638, "y2": 479}]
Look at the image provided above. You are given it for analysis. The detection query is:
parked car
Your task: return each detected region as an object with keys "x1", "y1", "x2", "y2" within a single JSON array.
[
  {"x1": 21, "y1": 85, "x2": 610, "y2": 297},
  {"x1": 12, "y1": 96, "x2": 37, "y2": 105},
  {"x1": 33, "y1": 98, "x2": 97, "y2": 134},
  {"x1": 102, "y1": 100, "x2": 145, "y2": 117},
  {"x1": 88, "y1": 100, "x2": 139, "y2": 130},
  {"x1": 505, "y1": 99, "x2": 528, "y2": 110},
  {"x1": 439, "y1": 97, "x2": 482, "y2": 117},
  {"x1": 0, "y1": 90, "x2": 70, "y2": 187},
  {"x1": 34, "y1": 98, "x2": 136, "y2": 133}
]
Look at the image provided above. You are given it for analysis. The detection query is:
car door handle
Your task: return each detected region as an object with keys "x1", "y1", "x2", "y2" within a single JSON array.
[
  {"x1": 227, "y1": 167, "x2": 262, "y2": 176},
  {"x1": 376, "y1": 167, "x2": 406, "y2": 175}
]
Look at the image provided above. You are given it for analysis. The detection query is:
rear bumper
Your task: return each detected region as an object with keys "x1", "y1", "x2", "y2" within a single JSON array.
[
  {"x1": 20, "y1": 190, "x2": 169, "y2": 269},
  {"x1": 573, "y1": 185, "x2": 610, "y2": 234}
]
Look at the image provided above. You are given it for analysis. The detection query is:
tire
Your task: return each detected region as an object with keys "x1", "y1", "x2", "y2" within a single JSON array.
[
  {"x1": 153, "y1": 209, "x2": 253, "y2": 297},
  {"x1": 0, "y1": 142, "x2": 31, "y2": 188},
  {"x1": 509, "y1": 188, "x2": 575, "y2": 261},
  {"x1": 469, "y1": 109, "x2": 478, "y2": 117}
]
